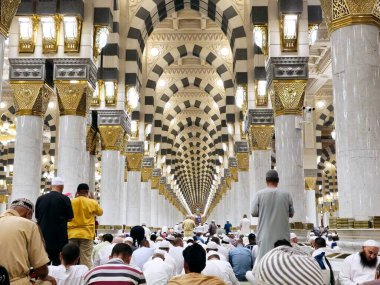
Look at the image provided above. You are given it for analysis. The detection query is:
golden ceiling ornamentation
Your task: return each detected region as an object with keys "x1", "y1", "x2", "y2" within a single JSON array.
[{"x1": 0, "y1": 0, "x2": 21, "y2": 37}]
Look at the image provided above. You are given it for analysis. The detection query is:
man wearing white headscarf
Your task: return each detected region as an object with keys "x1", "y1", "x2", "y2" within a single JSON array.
[{"x1": 339, "y1": 240, "x2": 380, "y2": 285}]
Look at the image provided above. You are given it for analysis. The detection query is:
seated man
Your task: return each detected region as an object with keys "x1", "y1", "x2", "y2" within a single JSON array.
[
  {"x1": 229, "y1": 239, "x2": 253, "y2": 281},
  {"x1": 313, "y1": 237, "x2": 334, "y2": 285},
  {"x1": 362, "y1": 263, "x2": 380, "y2": 285},
  {"x1": 92, "y1": 234, "x2": 114, "y2": 266},
  {"x1": 202, "y1": 251, "x2": 239, "y2": 285},
  {"x1": 143, "y1": 249, "x2": 174, "y2": 285},
  {"x1": 168, "y1": 243, "x2": 225, "y2": 285},
  {"x1": 84, "y1": 243, "x2": 146, "y2": 284},
  {"x1": 48, "y1": 244, "x2": 88, "y2": 285},
  {"x1": 339, "y1": 240, "x2": 380, "y2": 285}
]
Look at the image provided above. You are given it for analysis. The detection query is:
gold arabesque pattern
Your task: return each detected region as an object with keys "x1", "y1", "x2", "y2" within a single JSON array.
[
  {"x1": 55, "y1": 82, "x2": 92, "y2": 117},
  {"x1": 0, "y1": 0, "x2": 21, "y2": 36},
  {"x1": 250, "y1": 125, "x2": 274, "y2": 150},
  {"x1": 98, "y1": 125, "x2": 125, "y2": 151},
  {"x1": 126, "y1": 153, "x2": 143, "y2": 171}
]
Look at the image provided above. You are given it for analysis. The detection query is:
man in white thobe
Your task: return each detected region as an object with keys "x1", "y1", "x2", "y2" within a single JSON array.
[
  {"x1": 339, "y1": 240, "x2": 380, "y2": 285},
  {"x1": 202, "y1": 251, "x2": 240, "y2": 285},
  {"x1": 143, "y1": 249, "x2": 174, "y2": 285},
  {"x1": 240, "y1": 214, "x2": 251, "y2": 236},
  {"x1": 251, "y1": 170, "x2": 294, "y2": 262}
]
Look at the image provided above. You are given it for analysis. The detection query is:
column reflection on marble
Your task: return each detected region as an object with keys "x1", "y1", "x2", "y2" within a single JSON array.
[
  {"x1": 140, "y1": 182, "x2": 151, "y2": 226},
  {"x1": 150, "y1": 189, "x2": 158, "y2": 227},
  {"x1": 57, "y1": 115, "x2": 87, "y2": 196},
  {"x1": 331, "y1": 24, "x2": 380, "y2": 219},
  {"x1": 99, "y1": 150, "x2": 121, "y2": 225},
  {"x1": 12, "y1": 116, "x2": 44, "y2": 202},
  {"x1": 275, "y1": 115, "x2": 306, "y2": 222},
  {"x1": 119, "y1": 156, "x2": 126, "y2": 225},
  {"x1": 88, "y1": 154, "x2": 96, "y2": 193},
  {"x1": 126, "y1": 171, "x2": 141, "y2": 226},
  {"x1": 0, "y1": 35, "x2": 5, "y2": 100}
]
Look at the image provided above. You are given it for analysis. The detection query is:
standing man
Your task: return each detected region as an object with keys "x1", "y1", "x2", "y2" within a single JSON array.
[
  {"x1": 36, "y1": 177, "x2": 74, "y2": 265},
  {"x1": 251, "y1": 170, "x2": 294, "y2": 262},
  {"x1": 68, "y1": 183, "x2": 103, "y2": 269},
  {"x1": 240, "y1": 214, "x2": 251, "y2": 236},
  {"x1": 208, "y1": 220, "x2": 217, "y2": 236},
  {"x1": 224, "y1": 220, "x2": 232, "y2": 235},
  {"x1": 0, "y1": 198, "x2": 56, "y2": 284},
  {"x1": 183, "y1": 215, "x2": 196, "y2": 238}
]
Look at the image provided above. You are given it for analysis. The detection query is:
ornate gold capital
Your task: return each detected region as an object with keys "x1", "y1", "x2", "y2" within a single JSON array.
[
  {"x1": 237, "y1": 153, "x2": 249, "y2": 171},
  {"x1": 55, "y1": 81, "x2": 93, "y2": 117},
  {"x1": 125, "y1": 153, "x2": 143, "y2": 171},
  {"x1": 0, "y1": 0, "x2": 21, "y2": 37},
  {"x1": 230, "y1": 166, "x2": 238, "y2": 182},
  {"x1": 98, "y1": 125, "x2": 124, "y2": 151},
  {"x1": 270, "y1": 80, "x2": 307, "y2": 117},
  {"x1": 141, "y1": 167, "x2": 153, "y2": 182},
  {"x1": 86, "y1": 127, "x2": 98, "y2": 155},
  {"x1": 151, "y1": 176, "x2": 160, "y2": 189},
  {"x1": 0, "y1": 195, "x2": 8, "y2": 204},
  {"x1": 250, "y1": 125, "x2": 274, "y2": 150},
  {"x1": 320, "y1": 0, "x2": 380, "y2": 32},
  {"x1": 10, "y1": 81, "x2": 53, "y2": 117},
  {"x1": 305, "y1": 177, "x2": 317, "y2": 190}
]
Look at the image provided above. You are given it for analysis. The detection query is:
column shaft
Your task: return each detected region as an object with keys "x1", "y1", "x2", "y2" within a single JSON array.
[
  {"x1": 239, "y1": 171, "x2": 250, "y2": 220},
  {"x1": 58, "y1": 116, "x2": 87, "y2": 195},
  {"x1": 140, "y1": 182, "x2": 151, "y2": 226},
  {"x1": 99, "y1": 150, "x2": 121, "y2": 225},
  {"x1": 0, "y1": 35, "x2": 5, "y2": 99},
  {"x1": 306, "y1": 190, "x2": 317, "y2": 225},
  {"x1": 126, "y1": 171, "x2": 141, "y2": 226},
  {"x1": 150, "y1": 189, "x2": 158, "y2": 227},
  {"x1": 275, "y1": 115, "x2": 306, "y2": 222},
  {"x1": 88, "y1": 154, "x2": 96, "y2": 193},
  {"x1": 12, "y1": 116, "x2": 44, "y2": 202},
  {"x1": 331, "y1": 25, "x2": 380, "y2": 219}
]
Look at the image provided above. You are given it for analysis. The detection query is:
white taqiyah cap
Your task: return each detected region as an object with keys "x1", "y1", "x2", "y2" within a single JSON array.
[
  {"x1": 206, "y1": 241, "x2": 218, "y2": 250},
  {"x1": 363, "y1": 240, "x2": 379, "y2": 248},
  {"x1": 222, "y1": 236, "x2": 230, "y2": 243},
  {"x1": 206, "y1": 250, "x2": 220, "y2": 259},
  {"x1": 154, "y1": 249, "x2": 167, "y2": 255},
  {"x1": 159, "y1": 240, "x2": 171, "y2": 249},
  {"x1": 51, "y1": 177, "x2": 64, "y2": 186},
  {"x1": 290, "y1": 233, "x2": 297, "y2": 239},
  {"x1": 124, "y1": 237, "x2": 133, "y2": 243}
]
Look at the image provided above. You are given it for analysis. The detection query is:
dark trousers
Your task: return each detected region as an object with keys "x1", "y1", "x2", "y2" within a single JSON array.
[{"x1": 46, "y1": 248, "x2": 61, "y2": 265}]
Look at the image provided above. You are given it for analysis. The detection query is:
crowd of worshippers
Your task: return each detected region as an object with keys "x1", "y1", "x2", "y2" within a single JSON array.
[{"x1": 1, "y1": 173, "x2": 380, "y2": 285}]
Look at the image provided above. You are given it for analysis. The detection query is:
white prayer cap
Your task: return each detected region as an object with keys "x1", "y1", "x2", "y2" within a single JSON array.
[
  {"x1": 124, "y1": 237, "x2": 133, "y2": 243},
  {"x1": 290, "y1": 233, "x2": 297, "y2": 239},
  {"x1": 166, "y1": 235, "x2": 175, "y2": 241},
  {"x1": 154, "y1": 249, "x2": 167, "y2": 255},
  {"x1": 206, "y1": 250, "x2": 220, "y2": 259},
  {"x1": 51, "y1": 177, "x2": 64, "y2": 186},
  {"x1": 363, "y1": 240, "x2": 379, "y2": 248},
  {"x1": 196, "y1": 228, "x2": 203, "y2": 234},
  {"x1": 206, "y1": 241, "x2": 218, "y2": 250},
  {"x1": 159, "y1": 240, "x2": 171, "y2": 249},
  {"x1": 222, "y1": 236, "x2": 230, "y2": 243}
]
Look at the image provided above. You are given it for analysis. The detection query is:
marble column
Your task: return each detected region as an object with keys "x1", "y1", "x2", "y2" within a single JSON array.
[
  {"x1": 0, "y1": 201, "x2": 6, "y2": 213},
  {"x1": 125, "y1": 141, "x2": 144, "y2": 226},
  {"x1": 119, "y1": 155, "x2": 127, "y2": 226},
  {"x1": 305, "y1": 176, "x2": 317, "y2": 225},
  {"x1": 320, "y1": 1, "x2": 380, "y2": 219},
  {"x1": 268, "y1": 63, "x2": 308, "y2": 222},
  {"x1": 55, "y1": 80, "x2": 94, "y2": 196},
  {"x1": 0, "y1": 35, "x2": 5, "y2": 99},
  {"x1": 97, "y1": 111, "x2": 127, "y2": 227},
  {"x1": 150, "y1": 189, "x2": 159, "y2": 227},
  {"x1": 85, "y1": 125, "x2": 98, "y2": 193},
  {"x1": 239, "y1": 171, "x2": 251, "y2": 220},
  {"x1": 10, "y1": 77, "x2": 53, "y2": 202},
  {"x1": 140, "y1": 182, "x2": 151, "y2": 226}
]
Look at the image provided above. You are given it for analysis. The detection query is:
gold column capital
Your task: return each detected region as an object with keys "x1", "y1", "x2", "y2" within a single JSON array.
[
  {"x1": 86, "y1": 127, "x2": 98, "y2": 155},
  {"x1": 151, "y1": 176, "x2": 160, "y2": 189},
  {"x1": 320, "y1": 0, "x2": 380, "y2": 32},
  {"x1": 125, "y1": 153, "x2": 144, "y2": 171},
  {"x1": 230, "y1": 166, "x2": 238, "y2": 182},
  {"x1": 55, "y1": 81, "x2": 93, "y2": 117},
  {"x1": 250, "y1": 125, "x2": 274, "y2": 150},
  {"x1": 10, "y1": 81, "x2": 53, "y2": 117},
  {"x1": 98, "y1": 125, "x2": 125, "y2": 151},
  {"x1": 236, "y1": 153, "x2": 249, "y2": 171},
  {"x1": 0, "y1": 0, "x2": 21, "y2": 37},
  {"x1": 141, "y1": 167, "x2": 153, "y2": 182},
  {"x1": 305, "y1": 177, "x2": 317, "y2": 191},
  {"x1": 270, "y1": 80, "x2": 307, "y2": 117}
]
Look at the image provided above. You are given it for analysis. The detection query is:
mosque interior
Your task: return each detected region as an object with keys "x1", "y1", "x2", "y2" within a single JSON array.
[{"x1": 0, "y1": 0, "x2": 379, "y2": 243}]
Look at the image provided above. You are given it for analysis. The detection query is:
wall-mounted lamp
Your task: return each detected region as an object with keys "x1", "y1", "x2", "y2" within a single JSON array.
[
  {"x1": 251, "y1": 6, "x2": 268, "y2": 56},
  {"x1": 63, "y1": 16, "x2": 82, "y2": 52},
  {"x1": 130, "y1": 120, "x2": 139, "y2": 138},
  {"x1": 308, "y1": 6, "x2": 323, "y2": 46},
  {"x1": 126, "y1": 85, "x2": 139, "y2": 113},
  {"x1": 91, "y1": 81, "x2": 101, "y2": 106},
  {"x1": 235, "y1": 86, "x2": 246, "y2": 109},
  {"x1": 41, "y1": 15, "x2": 60, "y2": 53},
  {"x1": 279, "y1": 0, "x2": 303, "y2": 52},
  {"x1": 100, "y1": 80, "x2": 117, "y2": 106},
  {"x1": 93, "y1": 7, "x2": 113, "y2": 60},
  {"x1": 18, "y1": 16, "x2": 38, "y2": 53},
  {"x1": 254, "y1": 67, "x2": 268, "y2": 107}
]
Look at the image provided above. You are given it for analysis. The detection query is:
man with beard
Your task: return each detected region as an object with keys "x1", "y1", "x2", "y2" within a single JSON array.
[{"x1": 339, "y1": 240, "x2": 380, "y2": 285}]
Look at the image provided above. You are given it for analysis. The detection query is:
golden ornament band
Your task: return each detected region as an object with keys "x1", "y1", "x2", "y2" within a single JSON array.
[
  {"x1": 0, "y1": 0, "x2": 21, "y2": 37},
  {"x1": 98, "y1": 125, "x2": 125, "y2": 151},
  {"x1": 125, "y1": 153, "x2": 143, "y2": 171},
  {"x1": 237, "y1": 152, "x2": 249, "y2": 171},
  {"x1": 249, "y1": 125, "x2": 274, "y2": 150}
]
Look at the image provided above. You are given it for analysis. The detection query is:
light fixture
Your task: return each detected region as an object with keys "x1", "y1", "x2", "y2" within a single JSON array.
[
  {"x1": 164, "y1": 102, "x2": 171, "y2": 110},
  {"x1": 309, "y1": 24, "x2": 318, "y2": 46},
  {"x1": 41, "y1": 16, "x2": 60, "y2": 53},
  {"x1": 0, "y1": 102, "x2": 6, "y2": 109},
  {"x1": 280, "y1": 14, "x2": 298, "y2": 51},
  {"x1": 130, "y1": 120, "x2": 138, "y2": 138},
  {"x1": 218, "y1": 156, "x2": 223, "y2": 164},
  {"x1": 331, "y1": 129, "x2": 336, "y2": 140},
  {"x1": 253, "y1": 25, "x2": 268, "y2": 55},
  {"x1": 222, "y1": 143, "x2": 227, "y2": 152},
  {"x1": 150, "y1": 47, "x2": 159, "y2": 57},
  {"x1": 18, "y1": 16, "x2": 38, "y2": 53},
  {"x1": 145, "y1": 124, "x2": 152, "y2": 136},
  {"x1": 220, "y1": 47, "x2": 229, "y2": 56},
  {"x1": 157, "y1": 79, "x2": 166, "y2": 88},
  {"x1": 155, "y1": 143, "x2": 161, "y2": 153},
  {"x1": 126, "y1": 86, "x2": 139, "y2": 111},
  {"x1": 101, "y1": 80, "x2": 117, "y2": 106},
  {"x1": 144, "y1": 141, "x2": 149, "y2": 153},
  {"x1": 227, "y1": 124, "x2": 234, "y2": 135},
  {"x1": 216, "y1": 79, "x2": 224, "y2": 89},
  {"x1": 316, "y1": 100, "x2": 325, "y2": 109},
  {"x1": 91, "y1": 81, "x2": 101, "y2": 106},
  {"x1": 63, "y1": 16, "x2": 82, "y2": 53},
  {"x1": 93, "y1": 26, "x2": 110, "y2": 60},
  {"x1": 48, "y1": 102, "x2": 55, "y2": 109},
  {"x1": 235, "y1": 86, "x2": 245, "y2": 109},
  {"x1": 255, "y1": 80, "x2": 268, "y2": 107}
]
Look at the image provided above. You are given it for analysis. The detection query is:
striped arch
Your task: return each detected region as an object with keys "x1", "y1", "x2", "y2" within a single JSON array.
[
  {"x1": 316, "y1": 104, "x2": 334, "y2": 156},
  {"x1": 126, "y1": 0, "x2": 248, "y2": 89},
  {"x1": 316, "y1": 144, "x2": 336, "y2": 186}
]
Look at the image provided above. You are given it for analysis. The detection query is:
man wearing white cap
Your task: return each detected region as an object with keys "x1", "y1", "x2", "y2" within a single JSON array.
[
  {"x1": 202, "y1": 251, "x2": 239, "y2": 285},
  {"x1": 36, "y1": 176, "x2": 74, "y2": 265},
  {"x1": 143, "y1": 249, "x2": 174, "y2": 285},
  {"x1": 339, "y1": 240, "x2": 380, "y2": 285}
]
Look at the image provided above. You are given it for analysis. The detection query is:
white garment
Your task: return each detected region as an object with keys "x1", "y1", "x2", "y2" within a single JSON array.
[
  {"x1": 143, "y1": 226, "x2": 151, "y2": 238},
  {"x1": 240, "y1": 218, "x2": 251, "y2": 235},
  {"x1": 312, "y1": 247, "x2": 330, "y2": 268},
  {"x1": 131, "y1": 247, "x2": 155, "y2": 270},
  {"x1": 203, "y1": 224, "x2": 209, "y2": 234},
  {"x1": 339, "y1": 252, "x2": 380, "y2": 285},
  {"x1": 143, "y1": 257, "x2": 174, "y2": 285},
  {"x1": 48, "y1": 265, "x2": 88, "y2": 285},
  {"x1": 169, "y1": 246, "x2": 184, "y2": 275},
  {"x1": 202, "y1": 259, "x2": 239, "y2": 285},
  {"x1": 93, "y1": 243, "x2": 115, "y2": 266},
  {"x1": 218, "y1": 245, "x2": 230, "y2": 261},
  {"x1": 251, "y1": 245, "x2": 259, "y2": 266}
]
